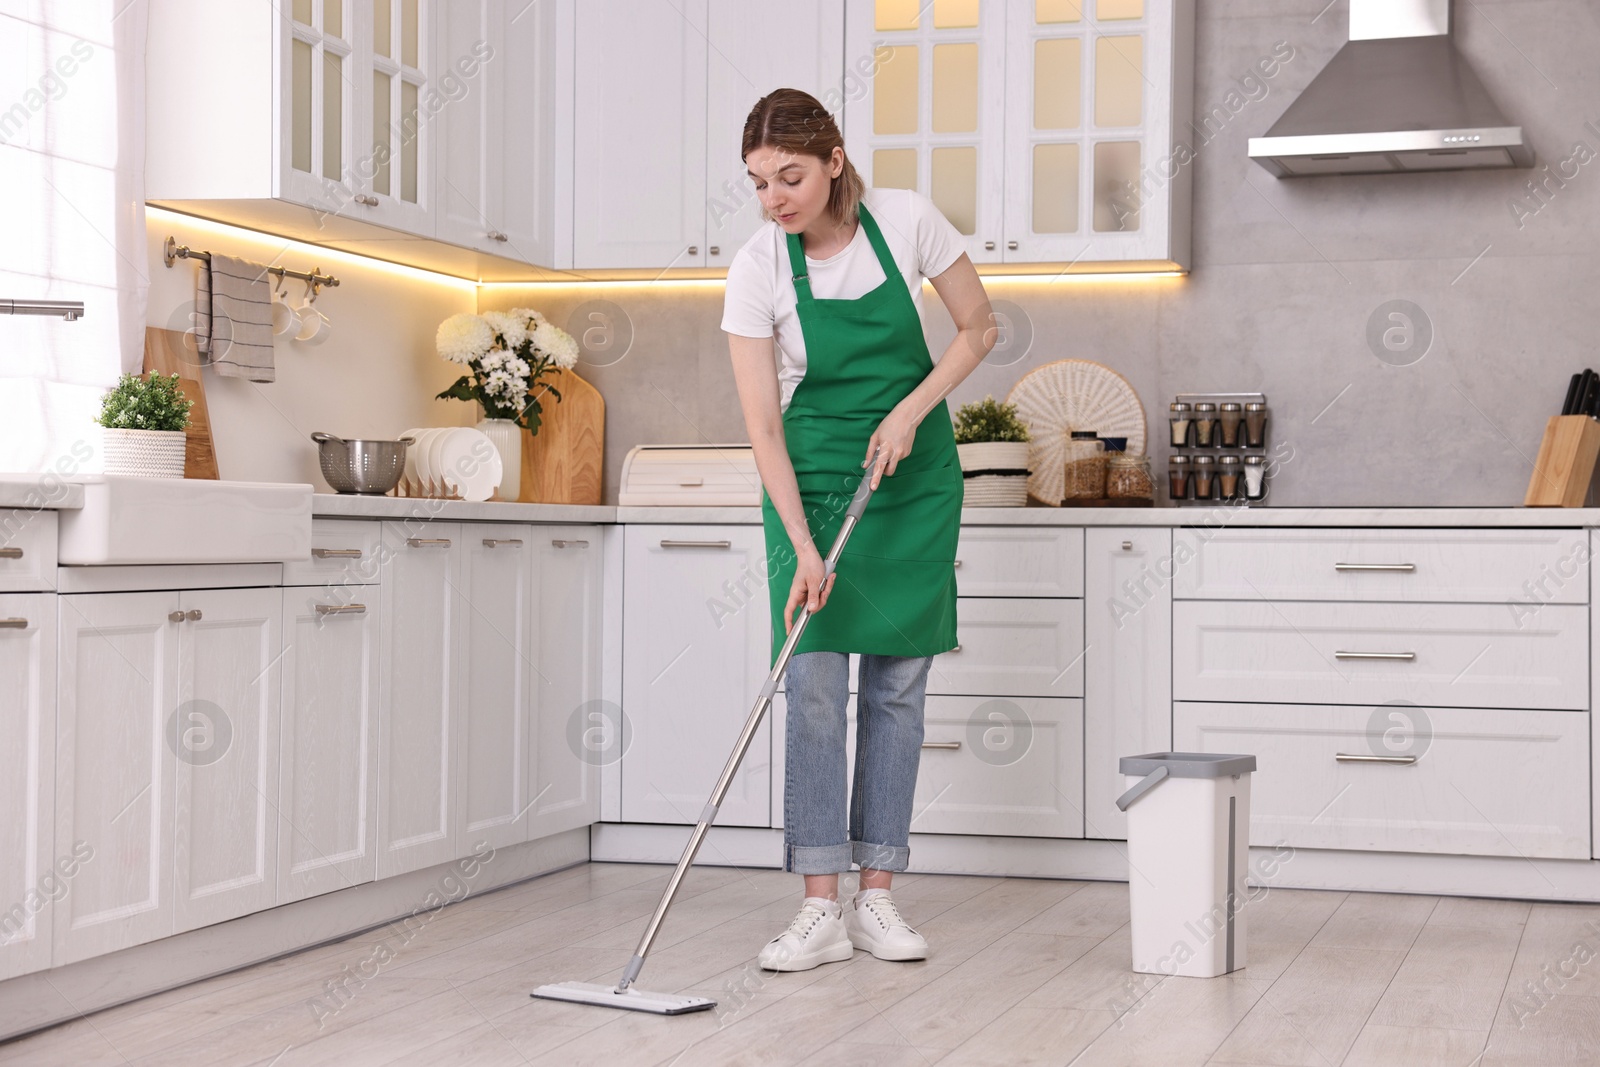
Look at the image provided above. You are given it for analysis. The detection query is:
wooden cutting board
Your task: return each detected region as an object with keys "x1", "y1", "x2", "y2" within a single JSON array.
[
  {"x1": 142, "y1": 327, "x2": 220, "y2": 480},
  {"x1": 519, "y1": 367, "x2": 604, "y2": 505}
]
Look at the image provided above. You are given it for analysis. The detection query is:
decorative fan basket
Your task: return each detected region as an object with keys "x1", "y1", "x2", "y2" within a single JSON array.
[{"x1": 1005, "y1": 360, "x2": 1147, "y2": 506}]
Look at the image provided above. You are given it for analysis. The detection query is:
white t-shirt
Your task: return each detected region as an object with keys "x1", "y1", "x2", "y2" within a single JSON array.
[{"x1": 720, "y1": 186, "x2": 966, "y2": 413}]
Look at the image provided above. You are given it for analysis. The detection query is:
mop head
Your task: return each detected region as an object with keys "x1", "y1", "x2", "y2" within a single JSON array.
[{"x1": 531, "y1": 981, "x2": 716, "y2": 1015}]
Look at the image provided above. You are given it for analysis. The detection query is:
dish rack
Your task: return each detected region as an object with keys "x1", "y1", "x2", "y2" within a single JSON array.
[{"x1": 618, "y1": 444, "x2": 760, "y2": 506}]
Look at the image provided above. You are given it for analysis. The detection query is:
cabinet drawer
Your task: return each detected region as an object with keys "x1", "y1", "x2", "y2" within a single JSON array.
[
  {"x1": 1173, "y1": 528, "x2": 1589, "y2": 604},
  {"x1": 955, "y1": 526, "x2": 1083, "y2": 598},
  {"x1": 1173, "y1": 600, "x2": 1587, "y2": 711},
  {"x1": 0, "y1": 510, "x2": 57, "y2": 591},
  {"x1": 280, "y1": 519, "x2": 383, "y2": 587},
  {"x1": 1174, "y1": 702, "x2": 1590, "y2": 859},
  {"x1": 929, "y1": 598, "x2": 1084, "y2": 698}
]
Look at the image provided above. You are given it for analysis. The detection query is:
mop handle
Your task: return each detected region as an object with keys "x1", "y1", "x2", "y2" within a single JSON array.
[{"x1": 616, "y1": 446, "x2": 884, "y2": 992}]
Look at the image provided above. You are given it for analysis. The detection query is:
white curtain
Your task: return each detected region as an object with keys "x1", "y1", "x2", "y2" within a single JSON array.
[{"x1": 0, "y1": 0, "x2": 148, "y2": 474}]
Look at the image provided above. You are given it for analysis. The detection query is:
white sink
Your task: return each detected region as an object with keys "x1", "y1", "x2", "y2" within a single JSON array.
[{"x1": 57, "y1": 476, "x2": 313, "y2": 565}]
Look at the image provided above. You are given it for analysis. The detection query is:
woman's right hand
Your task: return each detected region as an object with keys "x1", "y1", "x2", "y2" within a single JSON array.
[{"x1": 784, "y1": 547, "x2": 836, "y2": 634}]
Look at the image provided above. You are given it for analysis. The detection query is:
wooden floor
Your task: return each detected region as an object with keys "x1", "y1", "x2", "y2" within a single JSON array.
[{"x1": 5, "y1": 862, "x2": 1600, "y2": 1066}]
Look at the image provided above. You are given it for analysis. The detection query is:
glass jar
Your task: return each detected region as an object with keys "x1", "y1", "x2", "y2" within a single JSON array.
[
  {"x1": 1167, "y1": 455, "x2": 1191, "y2": 501},
  {"x1": 1063, "y1": 431, "x2": 1107, "y2": 499},
  {"x1": 1244, "y1": 402, "x2": 1269, "y2": 448},
  {"x1": 1168, "y1": 402, "x2": 1192, "y2": 448},
  {"x1": 1219, "y1": 402, "x2": 1243, "y2": 447},
  {"x1": 1243, "y1": 454, "x2": 1267, "y2": 500},
  {"x1": 1193, "y1": 402, "x2": 1218, "y2": 447},
  {"x1": 1217, "y1": 453, "x2": 1241, "y2": 498},
  {"x1": 1192, "y1": 454, "x2": 1216, "y2": 499},
  {"x1": 1106, "y1": 453, "x2": 1154, "y2": 500}
]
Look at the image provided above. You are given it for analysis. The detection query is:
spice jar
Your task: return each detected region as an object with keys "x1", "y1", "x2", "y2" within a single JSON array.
[
  {"x1": 1219, "y1": 402, "x2": 1243, "y2": 447},
  {"x1": 1193, "y1": 402, "x2": 1218, "y2": 447},
  {"x1": 1106, "y1": 453, "x2": 1154, "y2": 500},
  {"x1": 1168, "y1": 402, "x2": 1192, "y2": 448},
  {"x1": 1062, "y1": 431, "x2": 1107, "y2": 500},
  {"x1": 1243, "y1": 454, "x2": 1266, "y2": 500},
  {"x1": 1167, "y1": 455, "x2": 1191, "y2": 500},
  {"x1": 1217, "y1": 453, "x2": 1241, "y2": 498},
  {"x1": 1192, "y1": 454, "x2": 1216, "y2": 498},
  {"x1": 1243, "y1": 402, "x2": 1269, "y2": 448}
]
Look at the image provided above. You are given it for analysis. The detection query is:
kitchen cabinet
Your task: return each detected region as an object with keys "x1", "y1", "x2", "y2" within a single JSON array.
[
  {"x1": 843, "y1": 0, "x2": 1193, "y2": 270},
  {"x1": 0, "y1": 595, "x2": 56, "y2": 981},
  {"x1": 0, "y1": 511, "x2": 57, "y2": 592},
  {"x1": 277, "y1": 583, "x2": 381, "y2": 904},
  {"x1": 529, "y1": 526, "x2": 605, "y2": 839},
  {"x1": 621, "y1": 525, "x2": 770, "y2": 826},
  {"x1": 1083, "y1": 527, "x2": 1172, "y2": 841}
]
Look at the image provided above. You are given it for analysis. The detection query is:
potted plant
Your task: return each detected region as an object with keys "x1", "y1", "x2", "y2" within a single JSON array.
[
  {"x1": 97, "y1": 372, "x2": 194, "y2": 478},
  {"x1": 435, "y1": 307, "x2": 580, "y2": 500},
  {"x1": 953, "y1": 395, "x2": 1032, "y2": 507}
]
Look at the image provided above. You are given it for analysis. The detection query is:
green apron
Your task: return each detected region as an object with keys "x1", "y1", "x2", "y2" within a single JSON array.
[{"x1": 760, "y1": 202, "x2": 963, "y2": 667}]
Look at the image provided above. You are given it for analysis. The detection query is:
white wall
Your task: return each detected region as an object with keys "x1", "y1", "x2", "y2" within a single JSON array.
[{"x1": 144, "y1": 211, "x2": 479, "y2": 489}]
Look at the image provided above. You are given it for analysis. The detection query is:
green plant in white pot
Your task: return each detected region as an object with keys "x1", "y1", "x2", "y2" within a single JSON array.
[
  {"x1": 97, "y1": 372, "x2": 193, "y2": 478},
  {"x1": 953, "y1": 396, "x2": 1032, "y2": 507}
]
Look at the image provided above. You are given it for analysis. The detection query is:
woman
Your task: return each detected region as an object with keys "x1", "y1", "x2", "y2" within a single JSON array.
[{"x1": 722, "y1": 88, "x2": 994, "y2": 972}]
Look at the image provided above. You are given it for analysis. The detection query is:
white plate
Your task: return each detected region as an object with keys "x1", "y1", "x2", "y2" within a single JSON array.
[
  {"x1": 437, "y1": 427, "x2": 502, "y2": 501},
  {"x1": 400, "y1": 427, "x2": 428, "y2": 494},
  {"x1": 425, "y1": 429, "x2": 451, "y2": 495}
]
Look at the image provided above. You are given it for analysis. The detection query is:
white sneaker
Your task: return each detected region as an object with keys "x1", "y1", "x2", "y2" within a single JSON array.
[
  {"x1": 845, "y1": 889, "x2": 928, "y2": 961},
  {"x1": 757, "y1": 897, "x2": 855, "y2": 972}
]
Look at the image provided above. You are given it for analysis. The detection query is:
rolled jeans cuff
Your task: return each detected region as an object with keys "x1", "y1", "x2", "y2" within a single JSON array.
[
  {"x1": 785, "y1": 841, "x2": 853, "y2": 875},
  {"x1": 852, "y1": 840, "x2": 909, "y2": 873}
]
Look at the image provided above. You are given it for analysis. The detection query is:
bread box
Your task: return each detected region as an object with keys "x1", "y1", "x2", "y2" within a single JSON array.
[{"x1": 618, "y1": 444, "x2": 761, "y2": 506}]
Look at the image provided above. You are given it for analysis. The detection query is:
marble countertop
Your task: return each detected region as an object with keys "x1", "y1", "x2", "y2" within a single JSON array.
[
  {"x1": 0, "y1": 475, "x2": 85, "y2": 510},
  {"x1": 312, "y1": 493, "x2": 1600, "y2": 528}
]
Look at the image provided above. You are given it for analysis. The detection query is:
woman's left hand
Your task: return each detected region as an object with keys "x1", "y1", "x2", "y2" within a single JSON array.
[{"x1": 863, "y1": 405, "x2": 921, "y2": 489}]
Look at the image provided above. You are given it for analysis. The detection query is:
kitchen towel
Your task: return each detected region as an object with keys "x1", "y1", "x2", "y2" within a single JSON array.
[{"x1": 195, "y1": 253, "x2": 276, "y2": 382}]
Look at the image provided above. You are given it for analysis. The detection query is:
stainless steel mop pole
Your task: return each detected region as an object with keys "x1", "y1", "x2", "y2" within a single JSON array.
[{"x1": 614, "y1": 447, "x2": 882, "y2": 993}]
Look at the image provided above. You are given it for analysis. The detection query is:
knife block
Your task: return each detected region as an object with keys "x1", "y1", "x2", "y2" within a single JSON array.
[{"x1": 1526, "y1": 415, "x2": 1600, "y2": 507}]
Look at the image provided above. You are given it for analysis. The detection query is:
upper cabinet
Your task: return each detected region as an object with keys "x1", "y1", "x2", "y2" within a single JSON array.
[{"x1": 844, "y1": 0, "x2": 1193, "y2": 270}]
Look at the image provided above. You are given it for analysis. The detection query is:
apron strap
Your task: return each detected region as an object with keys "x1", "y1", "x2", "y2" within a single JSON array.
[{"x1": 785, "y1": 202, "x2": 901, "y2": 303}]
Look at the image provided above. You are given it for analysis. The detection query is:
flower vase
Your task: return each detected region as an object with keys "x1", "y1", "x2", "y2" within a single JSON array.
[{"x1": 475, "y1": 417, "x2": 522, "y2": 501}]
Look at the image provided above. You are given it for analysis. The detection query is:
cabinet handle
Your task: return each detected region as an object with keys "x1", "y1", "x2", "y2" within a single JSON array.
[
  {"x1": 0, "y1": 546, "x2": 21, "y2": 559},
  {"x1": 953, "y1": 559, "x2": 962, "y2": 568},
  {"x1": 709, "y1": 245, "x2": 720, "y2": 255},
  {"x1": 1334, "y1": 562, "x2": 1416, "y2": 572},
  {"x1": 1333, "y1": 650, "x2": 1415, "y2": 661},
  {"x1": 355, "y1": 193, "x2": 379, "y2": 206},
  {"x1": 1335, "y1": 752, "x2": 1419, "y2": 765},
  {"x1": 1121, "y1": 540, "x2": 1133, "y2": 551},
  {"x1": 1008, "y1": 240, "x2": 1019, "y2": 251},
  {"x1": 922, "y1": 741, "x2": 961, "y2": 750},
  {"x1": 168, "y1": 610, "x2": 185, "y2": 623},
  {"x1": 687, "y1": 245, "x2": 699, "y2": 255},
  {"x1": 316, "y1": 603, "x2": 367, "y2": 616},
  {"x1": 185, "y1": 609, "x2": 203, "y2": 622},
  {"x1": 312, "y1": 548, "x2": 363, "y2": 559},
  {"x1": 947, "y1": 643, "x2": 962, "y2": 653},
  {"x1": 660, "y1": 539, "x2": 730, "y2": 549},
  {"x1": 482, "y1": 538, "x2": 524, "y2": 547},
  {"x1": 488, "y1": 230, "x2": 509, "y2": 242},
  {"x1": 406, "y1": 537, "x2": 452, "y2": 548},
  {"x1": 552, "y1": 539, "x2": 590, "y2": 548},
  {"x1": 984, "y1": 240, "x2": 995, "y2": 251},
  {"x1": 0, "y1": 618, "x2": 28, "y2": 629}
]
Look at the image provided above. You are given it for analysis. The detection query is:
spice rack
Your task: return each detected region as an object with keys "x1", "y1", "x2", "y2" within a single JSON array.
[{"x1": 1166, "y1": 392, "x2": 1272, "y2": 506}]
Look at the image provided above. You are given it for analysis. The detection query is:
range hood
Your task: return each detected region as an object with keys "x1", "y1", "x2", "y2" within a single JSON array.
[{"x1": 1248, "y1": 0, "x2": 1533, "y2": 177}]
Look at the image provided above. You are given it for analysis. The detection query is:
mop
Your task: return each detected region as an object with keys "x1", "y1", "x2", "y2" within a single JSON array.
[{"x1": 532, "y1": 446, "x2": 884, "y2": 1015}]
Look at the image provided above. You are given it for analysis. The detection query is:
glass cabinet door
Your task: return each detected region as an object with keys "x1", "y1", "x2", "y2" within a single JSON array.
[
  {"x1": 844, "y1": 0, "x2": 1007, "y2": 264},
  {"x1": 284, "y1": 0, "x2": 355, "y2": 202},
  {"x1": 363, "y1": 0, "x2": 430, "y2": 227}
]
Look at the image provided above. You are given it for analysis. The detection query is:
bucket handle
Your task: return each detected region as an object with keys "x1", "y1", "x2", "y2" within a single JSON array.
[{"x1": 1115, "y1": 765, "x2": 1169, "y2": 811}]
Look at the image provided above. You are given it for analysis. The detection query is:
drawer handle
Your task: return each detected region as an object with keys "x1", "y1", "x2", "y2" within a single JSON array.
[
  {"x1": 679, "y1": 477, "x2": 705, "y2": 487},
  {"x1": 316, "y1": 603, "x2": 367, "y2": 616},
  {"x1": 1335, "y1": 752, "x2": 1419, "y2": 765},
  {"x1": 407, "y1": 538, "x2": 452, "y2": 548},
  {"x1": 0, "y1": 617, "x2": 28, "y2": 629},
  {"x1": 552, "y1": 539, "x2": 590, "y2": 548},
  {"x1": 185, "y1": 609, "x2": 203, "y2": 622},
  {"x1": 312, "y1": 548, "x2": 363, "y2": 559},
  {"x1": 482, "y1": 538, "x2": 524, "y2": 547},
  {"x1": 168, "y1": 610, "x2": 185, "y2": 623},
  {"x1": 922, "y1": 741, "x2": 961, "y2": 750},
  {"x1": 953, "y1": 559, "x2": 962, "y2": 568},
  {"x1": 1333, "y1": 651, "x2": 1416, "y2": 661},
  {"x1": 660, "y1": 540, "x2": 731, "y2": 549},
  {"x1": 1334, "y1": 562, "x2": 1416, "y2": 572},
  {"x1": 0, "y1": 546, "x2": 22, "y2": 559},
  {"x1": 946, "y1": 643, "x2": 962, "y2": 653},
  {"x1": 1122, "y1": 540, "x2": 1133, "y2": 551}
]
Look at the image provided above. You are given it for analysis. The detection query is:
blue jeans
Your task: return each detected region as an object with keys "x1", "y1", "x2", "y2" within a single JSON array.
[{"x1": 782, "y1": 650, "x2": 934, "y2": 875}]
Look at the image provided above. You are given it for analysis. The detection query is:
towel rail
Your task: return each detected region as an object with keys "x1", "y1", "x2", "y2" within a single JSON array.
[{"x1": 163, "y1": 236, "x2": 341, "y2": 291}]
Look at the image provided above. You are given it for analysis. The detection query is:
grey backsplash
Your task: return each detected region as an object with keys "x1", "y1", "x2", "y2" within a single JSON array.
[{"x1": 487, "y1": 0, "x2": 1600, "y2": 508}]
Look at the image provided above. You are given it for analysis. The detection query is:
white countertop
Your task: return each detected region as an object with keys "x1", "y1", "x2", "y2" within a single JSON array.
[
  {"x1": 0, "y1": 475, "x2": 85, "y2": 510},
  {"x1": 311, "y1": 493, "x2": 1600, "y2": 528}
]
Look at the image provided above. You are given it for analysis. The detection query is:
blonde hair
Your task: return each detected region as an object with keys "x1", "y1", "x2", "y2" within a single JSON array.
[{"x1": 741, "y1": 88, "x2": 864, "y2": 227}]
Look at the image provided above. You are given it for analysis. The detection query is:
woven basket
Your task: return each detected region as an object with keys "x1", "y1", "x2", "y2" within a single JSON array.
[
  {"x1": 102, "y1": 428, "x2": 186, "y2": 478},
  {"x1": 958, "y1": 441, "x2": 1030, "y2": 507}
]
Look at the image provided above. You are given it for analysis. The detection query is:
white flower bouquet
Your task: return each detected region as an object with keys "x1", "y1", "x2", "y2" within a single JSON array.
[{"x1": 435, "y1": 308, "x2": 580, "y2": 434}]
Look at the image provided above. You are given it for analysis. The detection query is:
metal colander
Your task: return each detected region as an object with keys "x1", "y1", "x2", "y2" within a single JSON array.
[{"x1": 311, "y1": 431, "x2": 414, "y2": 495}]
